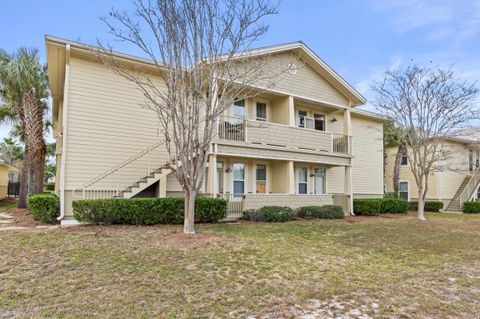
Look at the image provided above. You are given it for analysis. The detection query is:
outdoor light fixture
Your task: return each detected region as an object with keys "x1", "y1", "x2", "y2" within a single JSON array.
[
  {"x1": 331, "y1": 117, "x2": 338, "y2": 123},
  {"x1": 225, "y1": 168, "x2": 232, "y2": 173}
]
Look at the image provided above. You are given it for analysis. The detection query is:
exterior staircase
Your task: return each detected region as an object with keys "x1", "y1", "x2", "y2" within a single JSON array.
[
  {"x1": 446, "y1": 167, "x2": 480, "y2": 212},
  {"x1": 73, "y1": 141, "x2": 172, "y2": 200},
  {"x1": 121, "y1": 168, "x2": 171, "y2": 198},
  {"x1": 446, "y1": 176, "x2": 472, "y2": 211}
]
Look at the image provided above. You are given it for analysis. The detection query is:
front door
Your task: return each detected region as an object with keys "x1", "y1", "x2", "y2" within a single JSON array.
[{"x1": 314, "y1": 168, "x2": 326, "y2": 194}]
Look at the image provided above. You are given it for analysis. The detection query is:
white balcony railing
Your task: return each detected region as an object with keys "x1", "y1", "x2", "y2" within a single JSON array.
[{"x1": 215, "y1": 116, "x2": 351, "y2": 154}]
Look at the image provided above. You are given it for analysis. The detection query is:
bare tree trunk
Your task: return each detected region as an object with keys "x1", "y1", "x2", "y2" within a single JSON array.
[
  {"x1": 184, "y1": 188, "x2": 196, "y2": 235},
  {"x1": 392, "y1": 145, "x2": 403, "y2": 195},
  {"x1": 417, "y1": 177, "x2": 426, "y2": 221},
  {"x1": 17, "y1": 150, "x2": 30, "y2": 209}
]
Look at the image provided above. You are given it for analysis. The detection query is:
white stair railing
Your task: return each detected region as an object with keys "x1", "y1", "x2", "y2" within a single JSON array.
[
  {"x1": 459, "y1": 166, "x2": 480, "y2": 208},
  {"x1": 73, "y1": 141, "x2": 170, "y2": 200}
]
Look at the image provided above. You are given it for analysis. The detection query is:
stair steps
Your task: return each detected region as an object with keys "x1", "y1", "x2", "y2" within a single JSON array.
[{"x1": 446, "y1": 176, "x2": 474, "y2": 211}]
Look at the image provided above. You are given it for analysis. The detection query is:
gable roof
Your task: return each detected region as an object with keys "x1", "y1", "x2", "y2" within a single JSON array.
[
  {"x1": 45, "y1": 36, "x2": 366, "y2": 111},
  {"x1": 224, "y1": 41, "x2": 366, "y2": 106}
]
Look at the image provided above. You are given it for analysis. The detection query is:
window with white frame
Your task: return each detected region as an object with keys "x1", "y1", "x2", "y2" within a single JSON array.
[
  {"x1": 232, "y1": 163, "x2": 245, "y2": 194},
  {"x1": 298, "y1": 168, "x2": 308, "y2": 194},
  {"x1": 398, "y1": 181, "x2": 409, "y2": 201},
  {"x1": 256, "y1": 102, "x2": 267, "y2": 121},
  {"x1": 256, "y1": 164, "x2": 267, "y2": 193},
  {"x1": 298, "y1": 110, "x2": 325, "y2": 131}
]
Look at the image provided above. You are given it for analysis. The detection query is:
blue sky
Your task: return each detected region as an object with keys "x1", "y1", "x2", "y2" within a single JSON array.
[{"x1": 1, "y1": 0, "x2": 480, "y2": 141}]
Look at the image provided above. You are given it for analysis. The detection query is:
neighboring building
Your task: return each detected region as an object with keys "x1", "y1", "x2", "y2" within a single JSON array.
[
  {"x1": 0, "y1": 161, "x2": 17, "y2": 199},
  {"x1": 46, "y1": 36, "x2": 386, "y2": 224},
  {"x1": 385, "y1": 137, "x2": 480, "y2": 211}
]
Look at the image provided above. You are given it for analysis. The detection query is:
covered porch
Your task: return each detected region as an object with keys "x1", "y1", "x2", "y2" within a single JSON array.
[{"x1": 204, "y1": 155, "x2": 353, "y2": 218}]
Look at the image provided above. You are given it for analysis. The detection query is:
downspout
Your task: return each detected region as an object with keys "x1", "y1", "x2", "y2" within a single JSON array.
[{"x1": 57, "y1": 44, "x2": 71, "y2": 221}]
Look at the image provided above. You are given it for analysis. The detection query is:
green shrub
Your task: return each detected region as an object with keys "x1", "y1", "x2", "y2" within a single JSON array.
[
  {"x1": 409, "y1": 201, "x2": 444, "y2": 212},
  {"x1": 353, "y1": 199, "x2": 381, "y2": 216},
  {"x1": 463, "y1": 201, "x2": 480, "y2": 214},
  {"x1": 380, "y1": 198, "x2": 409, "y2": 214},
  {"x1": 73, "y1": 197, "x2": 226, "y2": 225},
  {"x1": 383, "y1": 192, "x2": 398, "y2": 199},
  {"x1": 244, "y1": 206, "x2": 296, "y2": 222},
  {"x1": 45, "y1": 182, "x2": 55, "y2": 191},
  {"x1": 297, "y1": 205, "x2": 344, "y2": 219},
  {"x1": 28, "y1": 194, "x2": 59, "y2": 224},
  {"x1": 195, "y1": 197, "x2": 228, "y2": 223}
]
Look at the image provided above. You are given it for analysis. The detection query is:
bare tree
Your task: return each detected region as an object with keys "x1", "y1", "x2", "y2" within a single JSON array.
[
  {"x1": 372, "y1": 66, "x2": 478, "y2": 220},
  {"x1": 99, "y1": 0, "x2": 290, "y2": 234}
]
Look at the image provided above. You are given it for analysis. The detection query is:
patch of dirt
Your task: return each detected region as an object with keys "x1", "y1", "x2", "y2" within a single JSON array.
[
  {"x1": 0, "y1": 199, "x2": 59, "y2": 232},
  {"x1": 158, "y1": 231, "x2": 223, "y2": 250}
]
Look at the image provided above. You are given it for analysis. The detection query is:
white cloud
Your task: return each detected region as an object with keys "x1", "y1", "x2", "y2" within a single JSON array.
[{"x1": 369, "y1": 0, "x2": 480, "y2": 44}]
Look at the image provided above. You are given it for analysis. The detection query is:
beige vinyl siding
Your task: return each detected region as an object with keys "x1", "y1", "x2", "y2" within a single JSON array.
[
  {"x1": 438, "y1": 141, "x2": 470, "y2": 200},
  {"x1": 238, "y1": 52, "x2": 349, "y2": 106},
  {"x1": 0, "y1": 165, "x2": 8, "y2": 199},
  {"x1": 351, "y1": 115, "x2": 384, "y2": 196},
  {"x1": 385, "y1": 140, "x2": 471, "y2": 202},
  {"x1": 64, "y1": 56, "x2": 165, "y2": 190}
]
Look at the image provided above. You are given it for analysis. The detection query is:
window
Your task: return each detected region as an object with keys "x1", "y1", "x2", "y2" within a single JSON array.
[
  {"x1": 401, "y1": 149, "x2": 408, "y2": 166},
  {"x1": 298, "y1": 111, "x2": 307, "y2": 128},
  {"x1": 314, "y1": 114, "x2": 325, "y2": 131},
  {"x1": 256, "y1": 102, "x2": 267, "y2": 121},
  {"x1": 398, "y1": 181, "x2": 409, "y2": 201},
  {"x1": 232, "y1": 163, "x2": 245, "y2": 194},
  {"x1": 233, "y1": 99, "x2": 245, "y2": 119},
  {"x1": 314, "y1": 168, "x2": 326, "y2": 194},
  {"x1": 298, "y1": 168, "x2": 308, "y2": 194},
  {"x1": 256, "y1": 164, "x2": 267, "y2": 193}
]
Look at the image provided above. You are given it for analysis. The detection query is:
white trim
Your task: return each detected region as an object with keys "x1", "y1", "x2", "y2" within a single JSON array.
[
  {"x1": 296, "y1": 166, "x2": 309, "y2": 195},
  {"x1": 254, "y1": 99, "x2": 269, "y2": 122},
  {"x1": 313, "y1": 167, "x2": 327, "y2": 195},
  {"x1": 398, "y1": 180, "x2": 410, "y2": 201},
  {"x1": 254, "y1": 162, "x2": 268, "y2": 194},
  {"x1": 58, "y1": 43, "x2": 70, "y2": 221},
  {"x1": 231, "y1": 162, "x2": 247, "y2": 195}
]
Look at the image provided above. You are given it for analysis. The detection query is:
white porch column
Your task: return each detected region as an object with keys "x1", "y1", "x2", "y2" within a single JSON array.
[
  {"x1": 288, "y1": 96, "x2": 295, "y2": 127},
  {"x1": 157, "y1": 176, "x2": 167, "y2": 198},
  {"x1": 344, "y1": 106, "x2": 354, "y2": 214},
  {"x1": 287, "y1": 160, "x2": 295, "y2": 194},
  {"x1": 207, "y1": 153, "x2": 217, "y2": 195}
]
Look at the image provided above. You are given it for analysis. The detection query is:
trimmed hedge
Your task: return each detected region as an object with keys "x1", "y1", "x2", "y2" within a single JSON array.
[
  {"x1": 297, "y1": 205, "x2": 344, "y2": 219},
  {"x1": 380, "y1": 198, "x2": 409, "y2": 214},
  {"x1": 354, "y1": 198, "x2": 409, "y2": 216},
  {"x1": 463, "y1": 201, "x2": 480, "y2": 214},
  {"x1": 72, "y1": 197, "x2": 227, "y2": 225},
  {"x1": 28, "y1": 194, "x2": 60, "y2": 224},
  {"x1": 409, "y1": 201, "x2": 444, "y2": 212},
  {"x1": 243, "y1": 206, "x2": 296, "y2": 222},
  {"x1": 353, "y1": 199, "x2": 381, "y2": 216}
]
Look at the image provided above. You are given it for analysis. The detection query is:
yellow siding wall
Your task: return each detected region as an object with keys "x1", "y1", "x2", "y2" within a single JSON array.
[
  {"x1": 351, "y1": 115, "x2": 384, "y2": 196},
  {"x1": 385, "y1": 140, "x2": 470, "y2": 201},
  {"x1": 0, "y1": 166, "x2": 8, "y2": 199},
  {"x1": 65, "y1": 56, "x2": 165, "y2": 191},
  {"x1": 262, "y1": 53, "x2": 349, "y2": 106}
]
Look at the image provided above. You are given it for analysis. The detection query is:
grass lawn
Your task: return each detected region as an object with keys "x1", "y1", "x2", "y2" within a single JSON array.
[{"x1": 1, "y1": 212, "x2": 479, "y2": 318}]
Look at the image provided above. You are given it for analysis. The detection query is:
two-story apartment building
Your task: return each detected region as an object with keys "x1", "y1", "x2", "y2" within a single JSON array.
[
  {"x1": 385, "y1": 136, "x2": 480, "y2": 212},
  {"x1": 46, "y1": 36, "x2": 386, "y2": 224}
]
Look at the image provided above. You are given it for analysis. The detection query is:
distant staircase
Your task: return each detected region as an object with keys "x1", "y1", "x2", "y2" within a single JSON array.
[
  {"x1": 73, "y1": 141, "x2": 172, "y2": 200},
  {"x1": 446, "y1": 167, "x2": 480, "y2": 212}
]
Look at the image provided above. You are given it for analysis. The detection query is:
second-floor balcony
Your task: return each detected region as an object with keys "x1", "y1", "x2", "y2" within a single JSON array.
[{"x1": 215, "y1": 116, "x2": 351, "y2": 155}]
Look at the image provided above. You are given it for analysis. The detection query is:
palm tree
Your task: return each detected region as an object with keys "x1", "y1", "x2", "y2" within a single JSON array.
[
  {"x1": 0, "y1": 48, "x2": 49, "y2": 208},
  {"x1": 384, "y1": 122, "x2": 405, "y2": 196}
]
